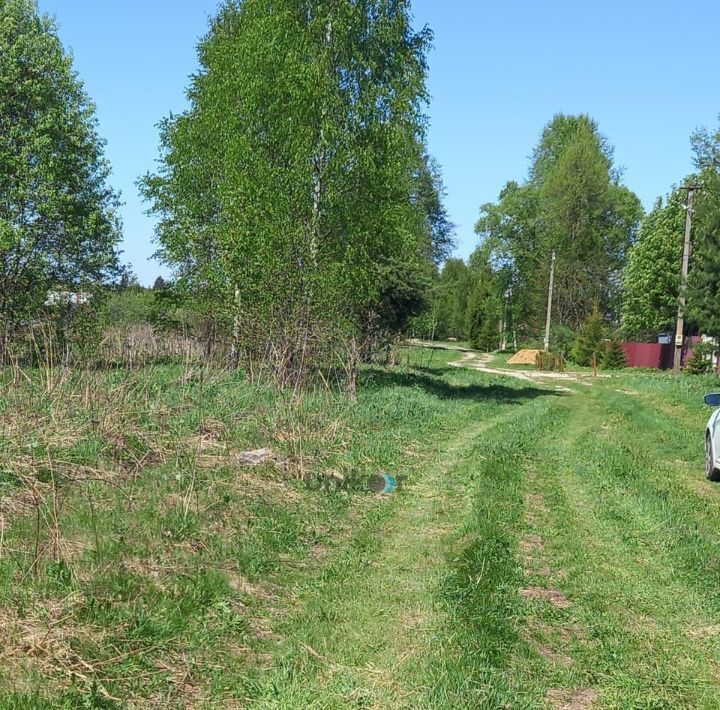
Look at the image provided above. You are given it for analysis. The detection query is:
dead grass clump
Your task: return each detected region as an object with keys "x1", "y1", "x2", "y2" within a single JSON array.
[
  {"x1": 0, "y1": 596, "x2": 122, "y2": 702},
  {"x1": 687, "y1": 624, "x2": 720, "y2": 639},
  {"x1": 536, "y1": 643, "x2": 574, "y2": 666},
  {"x1": 520, "y1": 534, "x2": 546, "y2": 556}
]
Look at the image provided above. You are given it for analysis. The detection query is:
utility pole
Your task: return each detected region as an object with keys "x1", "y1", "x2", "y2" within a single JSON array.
[
  {"x1": 673, "y1": 185, "x2": 701, "y2": 373},
  {"x1": 544, "y1": 250, "x2": 556, "y2": 352}
]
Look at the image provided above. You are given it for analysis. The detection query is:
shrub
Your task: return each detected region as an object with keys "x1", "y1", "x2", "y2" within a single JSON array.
[
  {"x1": 551, "y1": 325, "x2": 576, "y2": 360},
  {"x1": 571, "y1": 310, "x2": 607, "y2": 366},
  {"x1": 602, "y1": 338, "x2": 627, "y2": 370},
  {"x1": 686, "y1": 341, "x2": 716, "y2": 375}
]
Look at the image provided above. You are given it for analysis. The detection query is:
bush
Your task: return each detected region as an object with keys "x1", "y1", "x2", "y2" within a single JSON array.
[
  {"x1": 602, "y1": 338, "x2": 627, "y2": 370},
  {"x1": 571, "y1": 310, "x2": 607, "y2": 366},
  {"x1": 686, "y1": 341, "x2": 716, "y2": 375},
  {"x1": 107, "y1": 287, "x2": 155, "y2": 327},
  {"x1": 551, "y1": 325, "x2": 576, "y2": 360}
]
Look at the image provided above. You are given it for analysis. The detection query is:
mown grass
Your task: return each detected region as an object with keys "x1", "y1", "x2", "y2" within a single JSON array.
[
  {"x1": 3, "y1": 348, "x2": 720, "y2": 708},
  {"x1": 235, "y1": 363, "x2": 720, "y2": 708}
]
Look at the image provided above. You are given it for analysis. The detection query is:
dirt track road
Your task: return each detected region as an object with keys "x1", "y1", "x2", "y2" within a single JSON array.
[{"x1": 409, "y1": 341, "x2": 598, "y2": 392}]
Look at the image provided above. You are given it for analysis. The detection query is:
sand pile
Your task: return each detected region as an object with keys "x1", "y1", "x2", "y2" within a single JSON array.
[{"x1": 507, "y1": 349, "x2": 541, "y2": 366}]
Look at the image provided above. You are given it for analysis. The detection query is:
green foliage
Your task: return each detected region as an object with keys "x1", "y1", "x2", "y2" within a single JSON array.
[
  {"x1": 687, "y1": 124, "x2": 720, "y2": 338},
  {"x1": 572, "y1": 309, "x2": 607, "y2": 366},
  {"x1": 685, "y1": 341, "x2": 715, "y2": 375},
  {"x1": 0, "y1": 0, "x2": 121, "y2": 329},
  {"x1": 432, "y1": 259, "x2": 475, "y2": 339},
  {"x1": 464, "y1": 253, "x2": 503, "y2": 352},
  {"x1": 622, "y1": 193, "x2": 686, "y2": 338},
  {"x1": 475, "y1": 114, "x2": 643, "y2": 339},
  {"x1": 550, "y1": 325, "x2": 576, "y2": 360},
  {"x1": 415, "y1": 153, "x2": 457, "y2": 266},
  {"x1": 602, "y1": 337, "x2": 627, "y2": 370},
  {"x1": 141, "y1": 0, "x2": 436, "y2": 380},
  {"x1": 370, "y1": 258, "x2": 432, "y2": 335},
  {"x1": 106, "y1": 288, "x2": 156, "y2": 327}
]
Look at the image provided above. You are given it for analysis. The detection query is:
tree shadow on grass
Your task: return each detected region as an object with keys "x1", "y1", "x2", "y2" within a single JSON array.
[{"x1": 362, "y1": 367, "x2": 565, "y2": 404}]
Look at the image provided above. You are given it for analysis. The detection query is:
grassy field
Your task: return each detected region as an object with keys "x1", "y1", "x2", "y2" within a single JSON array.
[{"x1": 1, "y1": 348, "x2": 720, "y2": 707}]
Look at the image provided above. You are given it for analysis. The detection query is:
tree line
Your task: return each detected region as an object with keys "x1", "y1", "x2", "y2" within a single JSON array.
[
  {"x1": 1, "y1": 0, "x2": 452, "y2": 386},
  {"x1": 4, "y1": 0, "x2": 720, "y2": 381},
  {"x1": 418, "y1": 113, "x2": 720, "y2": 370}
]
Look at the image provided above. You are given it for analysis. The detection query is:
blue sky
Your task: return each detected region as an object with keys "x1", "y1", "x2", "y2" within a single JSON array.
[{"x1": 39, "y1": 0, "x2": 720, "y2": 285}]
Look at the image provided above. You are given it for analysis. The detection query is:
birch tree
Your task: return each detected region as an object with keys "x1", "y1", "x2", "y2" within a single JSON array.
[
  {"x1": 142, "y1": 0, "x2": 433, "y2": 386},
  {"x1": 0, "y1": 0, "x2": 122, "y2": 333}
]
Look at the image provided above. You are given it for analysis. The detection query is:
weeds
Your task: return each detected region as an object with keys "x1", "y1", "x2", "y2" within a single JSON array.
[{"x1": 0, "y1": 347, "x2": 472, "y2": 704}]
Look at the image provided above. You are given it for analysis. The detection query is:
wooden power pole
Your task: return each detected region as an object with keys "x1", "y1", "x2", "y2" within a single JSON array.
[
  {"x1": 544, "y1": 251, "x2": 556, "y2": 352},
  {"x1": 673, "y1": 185, "x2": 701, "y2": 373}
]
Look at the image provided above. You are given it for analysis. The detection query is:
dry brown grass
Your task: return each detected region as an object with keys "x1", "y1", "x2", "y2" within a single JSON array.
[{"x1": 0, "y1": 358, "x2": 372, "y2": 703}]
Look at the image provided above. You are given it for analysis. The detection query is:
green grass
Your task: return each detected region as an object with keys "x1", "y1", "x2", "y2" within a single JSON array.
[{"x1": 1, "y1": 352, "x2": 720, "y2": 707}]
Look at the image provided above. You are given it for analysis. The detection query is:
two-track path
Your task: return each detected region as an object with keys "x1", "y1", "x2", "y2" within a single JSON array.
[{"x1": 245, "y1": 348, "x2": 720, "y2": 709}]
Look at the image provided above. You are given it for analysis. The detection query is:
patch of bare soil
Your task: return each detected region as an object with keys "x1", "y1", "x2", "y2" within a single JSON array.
[
  {"x1": 537, "y1": 643, "x2": 574, "y2": 666},
  {"x1": 520, "y1": 534, "x2": 546, "y2": 557},
  {"x1": 546, "y1": 688, "x2": 598, "y2": 709},
  {"x1": 526, "y1": 492, "x2": 548, "y2": 511},
  {"x1": 521, "y1": 587, "x2": 571, "y2": 609}
]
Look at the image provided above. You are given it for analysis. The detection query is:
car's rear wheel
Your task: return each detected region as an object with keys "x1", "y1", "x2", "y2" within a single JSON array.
[{"x1": 706, "y1": 433, "x2": 720, "y2": 481}]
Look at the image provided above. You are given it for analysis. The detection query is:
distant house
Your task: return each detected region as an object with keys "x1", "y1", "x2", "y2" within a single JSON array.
[{"x1": 44, "y1": 291, "x2": 92, "y2": 307}]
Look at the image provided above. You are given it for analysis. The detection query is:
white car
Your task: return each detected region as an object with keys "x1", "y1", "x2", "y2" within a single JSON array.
[{"x1": 705, "y1": 393, "x2": 720, "y2": 480}]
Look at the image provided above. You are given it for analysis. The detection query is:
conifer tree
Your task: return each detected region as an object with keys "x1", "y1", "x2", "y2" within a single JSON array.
[
  {"x1": 602, "y1": 337, "x2": 627, "y2": 370},
  {"x1": 572, "y1": 310, "x2": 607, "y2": 366}
]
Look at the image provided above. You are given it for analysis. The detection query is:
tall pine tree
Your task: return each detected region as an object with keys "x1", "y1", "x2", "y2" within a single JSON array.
[{"x1": 475, "y1": 114, "x2": 642, "y2": 338}]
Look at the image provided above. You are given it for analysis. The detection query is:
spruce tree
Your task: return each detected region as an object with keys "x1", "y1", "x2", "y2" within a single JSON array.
[
  {"x1": 572, "y1": 310, "x2": 607, "y2": 367},
  {"x1": 602, "y1": 337, "x2": 627, "y2": 370}
]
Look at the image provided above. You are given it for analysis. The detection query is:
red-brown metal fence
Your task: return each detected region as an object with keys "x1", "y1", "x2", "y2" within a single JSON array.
[{"x1": 621, "y1": 338, "x2": 701, "y2": 370}]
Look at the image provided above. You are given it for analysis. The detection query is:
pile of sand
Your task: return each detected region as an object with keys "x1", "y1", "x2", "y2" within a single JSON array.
[{"x1": 507, "y1": 349, "x2": 541, "y2": 366}]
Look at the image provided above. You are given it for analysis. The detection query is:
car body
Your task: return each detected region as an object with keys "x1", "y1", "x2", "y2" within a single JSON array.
[{"x1": 704, "y1": 393, "x2": 720, "y2": 480}]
